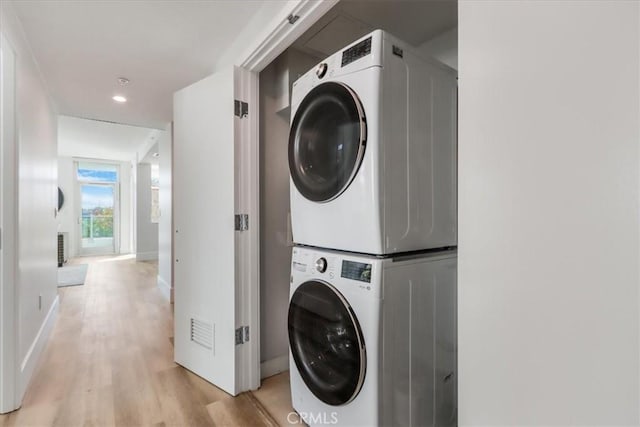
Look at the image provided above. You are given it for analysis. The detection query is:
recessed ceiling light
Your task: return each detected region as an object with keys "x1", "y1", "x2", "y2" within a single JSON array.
[
  {"x1": 117, "y1": 77, "x2": 130, "y2": 86},
  {"x1": 112, "y1": 95, "x2": 127, "y2": 103},
  {"x1": 152, "y1": 152, "x2": 159, "y2": 158}
]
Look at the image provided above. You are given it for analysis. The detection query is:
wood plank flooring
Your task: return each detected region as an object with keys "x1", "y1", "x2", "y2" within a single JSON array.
[{"x1": 0, "y1": 256, "x2": 295, "y2": 427}]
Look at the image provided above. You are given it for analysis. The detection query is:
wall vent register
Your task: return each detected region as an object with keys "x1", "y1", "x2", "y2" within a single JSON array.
[
  {"x1": 341, "y1": 36, "x2": 372, "y2": 67},
  {"x1": 190, "y1": 317, "x2": 214, "y2": 351}
]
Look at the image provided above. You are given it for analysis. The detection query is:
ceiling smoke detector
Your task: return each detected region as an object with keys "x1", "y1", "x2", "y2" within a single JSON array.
[{"x1": 117, "y1": 77, "x2": 130, "y2": 86}]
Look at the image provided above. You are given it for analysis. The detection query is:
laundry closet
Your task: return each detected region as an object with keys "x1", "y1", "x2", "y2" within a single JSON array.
[{"x1": 258, "y1": 1, "x2": 458, "y2": 424}]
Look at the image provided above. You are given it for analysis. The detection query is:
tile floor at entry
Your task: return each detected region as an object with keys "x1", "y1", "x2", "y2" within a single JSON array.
[{"x1": 0, "y1": 256, "x2": 297, "y2": 427}]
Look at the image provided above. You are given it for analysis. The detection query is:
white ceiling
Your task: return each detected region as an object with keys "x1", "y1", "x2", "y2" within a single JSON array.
[
  {"x1": 294, "y1": 0, "x2": 457, "y2": 57},
  {"x1": 11, "y1": 0, "x2": 290, "y2": 129},
  {"x1": 58, "y1": 115, "x2": 159, "y2": 161}
]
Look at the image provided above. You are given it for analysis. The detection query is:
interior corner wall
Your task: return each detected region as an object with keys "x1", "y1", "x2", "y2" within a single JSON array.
[
  {"x1": 1, "y1": 1, "x2": 59, "y2": 409},
  {"x1": 158, "y1": 125, "x2": 173, "y2": 300},
  {"x1": 118, "y1": 160, "x2": 133, "y2": 254},
  {"x1": 259, "y1": 55, "x2": 291, "y2": 373},
  {"x1": 136, "y1": 163, "x2": 158, "y2": 261},
  {"x1": 259, "y1": 49, "x2": 318, "y2": 378},
  {"x1": 458, "y1": 1, "x2": 640, "y2": 425},
  {"x1": 417, "y1": 27, "x2": 457, "y2": 70},
  {"x1": 56, "y1": 157, "x2": 77, "y2": 257}
]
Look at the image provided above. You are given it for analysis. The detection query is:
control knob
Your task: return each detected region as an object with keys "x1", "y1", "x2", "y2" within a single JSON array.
[
  {"x1": 316, "y1": 63, "x2": 328, "y2": 78},
  {"x1": 315, "y1": 257, "x2": 328, "y2": 273}
]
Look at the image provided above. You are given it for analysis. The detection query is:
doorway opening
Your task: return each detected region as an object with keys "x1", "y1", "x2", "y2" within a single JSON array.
[{"x1": 76, "y1": 161, "x2": 120, "y2": 256}]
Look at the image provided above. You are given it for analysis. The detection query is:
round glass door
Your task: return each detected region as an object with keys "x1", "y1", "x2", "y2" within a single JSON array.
[
  {"x1": 288, "y1": 82, "x2": 367, "y2": 202},
  {"x1": 288, "y1": 280, "x2": 366, "y2": 406}
]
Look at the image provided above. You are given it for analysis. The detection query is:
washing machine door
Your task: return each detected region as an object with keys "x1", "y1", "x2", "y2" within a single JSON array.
[
  {"x1": 288, "y1": 280, "x2": 366, "y2": 406},
  {"x1": 288, "y1": 82, "x2": 367, "y2": 202}
]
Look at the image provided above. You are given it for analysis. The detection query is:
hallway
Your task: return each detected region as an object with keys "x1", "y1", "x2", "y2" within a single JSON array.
[{"x1": 0, "y1": 257, "x2": 293, "y2": 427}]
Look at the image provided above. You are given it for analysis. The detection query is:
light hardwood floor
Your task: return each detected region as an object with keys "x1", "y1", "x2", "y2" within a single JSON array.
[{"x1": 0, "y1": 256, "x2": 296, "y2": 427}]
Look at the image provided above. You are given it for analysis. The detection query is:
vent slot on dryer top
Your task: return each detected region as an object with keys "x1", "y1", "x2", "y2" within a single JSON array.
[
  {"x1": 341, "y1": 36, "x2": 372, "y2": 67},
  {"x1": 190, "y1": 317, "x2": 214, "y2": 351}
]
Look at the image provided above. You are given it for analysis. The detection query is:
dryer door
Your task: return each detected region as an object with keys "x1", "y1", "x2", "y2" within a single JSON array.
[
  {"x1": 288, "y1": 82, "x2": 367, "y2": 202},
  {"x1": 288, "y1": 280, "x2": 366, "y2": 406}
]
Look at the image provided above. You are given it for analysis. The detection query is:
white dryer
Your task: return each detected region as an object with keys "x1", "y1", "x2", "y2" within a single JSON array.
[
  {"x1": 288, "y1": 245, "x2": 457, "y2": 426},
  {"x1": 288, "y1": 30, "x2": 457, "y2": 255}
]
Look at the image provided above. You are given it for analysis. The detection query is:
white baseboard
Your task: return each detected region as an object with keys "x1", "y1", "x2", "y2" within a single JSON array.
[
  {"x1": 261, "y1": 354, "x2": 289, "y2": 379},
  {"x1": 136, "y1": 251, "x2": 158, "y2": 262},
  {"x1": 157, "y1": 275, "x2": 171, "y2": 301},
  {"x1": 19, "y1": 295, "x2": 59, "y2": 400}
]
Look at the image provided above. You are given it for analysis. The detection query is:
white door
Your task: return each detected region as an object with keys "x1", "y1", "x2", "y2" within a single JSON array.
[{"x1": 173, "y1": 66, "x2": 259, "y2": 396}]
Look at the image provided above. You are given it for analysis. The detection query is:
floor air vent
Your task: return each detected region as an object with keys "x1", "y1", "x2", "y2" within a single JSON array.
[{"x1": 190, "y1": 318, "x2": 214, "y2": 351}]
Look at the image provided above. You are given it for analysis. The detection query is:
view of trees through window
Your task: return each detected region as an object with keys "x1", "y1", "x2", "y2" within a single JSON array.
[{"x1": 82, "y1": 206, "x2": 114, "y2": 238}]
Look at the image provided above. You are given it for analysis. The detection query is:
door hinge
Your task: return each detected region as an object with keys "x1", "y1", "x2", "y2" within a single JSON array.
[
  {"x1": 234, "y1": 100, "x2": 248, "y2": 118},
  {"x1": 235, "y1": 326, "x2": 249, "y2": 345},
  {"x1": 235, "y1": 214, "x2": 249, "y2": 231}
]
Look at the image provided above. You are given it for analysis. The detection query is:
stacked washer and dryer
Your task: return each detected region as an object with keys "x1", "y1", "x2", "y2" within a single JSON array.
[{"x1": 286, "y1": 30, "x2": 458, "y2": 426}]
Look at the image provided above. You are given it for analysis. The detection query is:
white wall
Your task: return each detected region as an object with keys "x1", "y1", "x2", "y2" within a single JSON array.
[
  {"x1": 458, "y1": 1, "x2": 639, "y2": 425},
  {"x1": 57, "y1": 157, "x2": 134, "y2": 257},
  {"x1": 1, "y1": 1, "x2": 59, "y2": 410},
  {"x1": 56, "y1": 157, "x2": 76, "y2": 257},
  {"x1": 157, "y1": 125, "x2": 172, "y2": 300},
  {"x1": 0, "y1": 29, "x2": 18, "y2": 415},
  {"x1": 259, "y1": 57, "x2": 291, "y2": 374},
  {"x1": 136, "y1": 162, "x2": 158, "y2": 261},
  {"x1": 417, "y1": 27, "x2": 457, "y2": 70},
  {"x1": 259, "y1": 48, "x2": 319, "y2": 377},
  {"x1": 119, "y1": 161, "x2": 133, "y2": 254}
]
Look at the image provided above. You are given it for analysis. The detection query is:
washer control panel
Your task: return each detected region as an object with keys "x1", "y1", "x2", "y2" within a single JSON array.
[
  {"x1": 291, "y1": 247, "x2": 377, "y2": 290},
  {"x1": 291, "y1": 249, "x2": 338, "y2": 279},
  {"x1": 340, "y1": 260, "x2": 372, "y2": 283},
  {"x1": 291, "y1": 247, "x2": 380, "y2": 296}
]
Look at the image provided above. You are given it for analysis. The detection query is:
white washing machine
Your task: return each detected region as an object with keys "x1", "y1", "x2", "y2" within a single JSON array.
[
  {"x1": 288, "y1": 245, "x2": 457, "y2": 426},
  {"x1": 288, "y1": 30, "x2": 458, "y2": 255}
]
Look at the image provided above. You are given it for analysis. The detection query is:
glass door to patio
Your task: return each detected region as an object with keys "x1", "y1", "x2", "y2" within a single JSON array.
[{"x1": 77, "y1": 162, "x2": 119, "y2": 256}]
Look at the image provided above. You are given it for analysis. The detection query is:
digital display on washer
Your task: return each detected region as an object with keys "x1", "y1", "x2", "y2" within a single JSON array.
[
  {"x1": 341, "y1": 37, "x2": 372, "y2": 67},
  {"x1": 341, "y1": 260, "x2": 372, "y2": 283}
]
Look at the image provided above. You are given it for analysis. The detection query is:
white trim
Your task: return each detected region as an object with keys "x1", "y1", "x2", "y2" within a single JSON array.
[
  {"x1": 157, "y1": 274, "x2": 170, "y2": 301},
  {"x1": 234, "y1": 67, "x2": 261, "y2": 393},
  {"x1": 247, "y1": 70, "x2": 260, "y2": 391},
  {"x1": 71, "y1": 156, "x2": 128, "y2": 165},
  {"x1": 239, "y1": 0, "x2": 338, "y2": 72},
  {"x1": 230, "y1": 0, "x2": 333, "y2": 394},
  {"x1": 136, "y1": 251, "x2": 158, "y2": 262},
  {"x1": 260, "y1": 355, "x2": 289, "y2": 380},
  {"x1": 18, "y1": 296, "x2": 59, "y2": 400}
]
